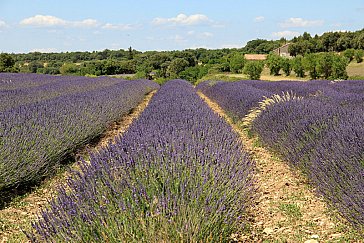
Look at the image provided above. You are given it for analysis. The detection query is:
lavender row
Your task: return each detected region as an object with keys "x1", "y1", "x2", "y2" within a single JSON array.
[
  {"x1": 0, "y1": 73, "x2": 120, "y2": 112},
  {"x1": 28, "y1": 80, "x2": 256, "y2": 242},
  {"x1": 196, "y1": 81, "x2": 273, "y2": 120},
  {"x1": 198, "y1": 79, "x2": 364, "y2": 229},
  {"x1": 252, "y1": 96, "x2": 364, "y2": 229},
  {"x1": 0, "y1": 77, "x2": 159, "y2": 191},
  {"x1": 197, "y1": 79, "x2": 364, "y2": 119}
]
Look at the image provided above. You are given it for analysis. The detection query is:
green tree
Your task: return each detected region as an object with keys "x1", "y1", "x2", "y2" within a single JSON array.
[
  {"x1": 291, "y1": 55, "x2": 305, "y2": 78},
  {"x1": 353, "y1": 33, "x2": 364, "y2": 49},
  {"x1": 28, "y1": 61, "x2": 44, "y2": 73},
  {"x1": 266, "y1": 53, "x2": 283, "y2": 76},
  {"x1": 42, "y1": 66, "x2": 60, "y2": 75},
  {"x1": 0, "y1": 53, "x2": 16, "y2": 72},
  {"x1": 229, "y1": 54, "x2": 245, "y2": 73},
  {"x1": 128, "y1": 46, "x2": 134, "y2": 60},
  {"x1": 331, "y1": 55, "x2": 348, "y2": 80},
  {"x1": 103, "y1": 59, "x2": 119, "y2": 75},
  {"x1": 317, "y1": 52, "x2": 335, "y2": 79},
  {"x1": 320, "y1": 32, "x2": 340, "y2": 52},
  {"x1": 281, "y1": 58, "x2": 292, "y2": 76},
  {"x1": 119, "y1": 60, "x2": 136, "y2": 74},
  {"x1": 60, "y1": 63, "x2": 80, "y2": 75},
  {"x1": 167, "y1": 58, "x2": 189, "y2": 78},
  {"x1": 342, "y1": 49, "x2": 355, "y2": 62},
  {"x1": 354, "y1": 49, "x2": 364, "y2": 63},
  {"x1": 179, "y1": 65, "x2": 209, "y2": 84},
  {"x1": 243, "y1": 61, "x2": 264, "y2": 80},
  {"x1": 135, "y1": 63, "x2": 153, "y2": 79},
  {"x1": 149, "y1": 53, "x2": 171, "y2": 69},
  {"x1": 303, "y1": 54, "x2": 319, "y2": 79},
  {"x1": 173, "y1": 51, "x2": 197, "y2": 67}
]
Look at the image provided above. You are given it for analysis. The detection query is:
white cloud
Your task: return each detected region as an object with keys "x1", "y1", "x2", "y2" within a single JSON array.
[
  {"x1": 221, "y1": 43, "x2": 242, "y2": 49},
  {"x1": 20, "y1": 15, "x2": 99, "y2": 28},
  {"x1": 254, "y1": 16, "x2": 265, "y2": 23},
  {"x1": 73, "y1": 19, "x2": 99, "y2": 28},
  {"x1": 152, "y1": 13, "x2": 212, "y2": 26},
  {"x1": 20, "y1": 15, "x2": 66, "y2": 27},
  {"x1": 188, "y1": 44, "x2": 213, "y2": 49},
  {"x1": 0, "y1": 20, "x2": 8, "y2": 28},
  {"x1": 170, "y1": 34, "x2": 188, "y2": 43},
  {"x1": 272, "y1": 30, "x2": 300, "y2": 39},
  {"x1": 280, "y1": 18, "x2": 324, "y2": 28},
  {"x1": 187, "y1": 31, "x2": 213, "y2": 39},
  {"x1": 201, "y1": 32, "x2": 213, "y2": 38},
  {"x1": 102, "y1": 23, "x2": 138, "y2": 31},
  {"x1": 30, "y1": 47, "x2": 58, "y2": 53}
]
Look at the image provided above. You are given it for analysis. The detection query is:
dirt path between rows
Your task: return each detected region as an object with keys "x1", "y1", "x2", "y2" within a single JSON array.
[
  {"x1": 198, "y1": 92, "x2": 361, "y2": 242},
  {"x1": 0, "y1": 91, "x2": 156, "y2": 243}
]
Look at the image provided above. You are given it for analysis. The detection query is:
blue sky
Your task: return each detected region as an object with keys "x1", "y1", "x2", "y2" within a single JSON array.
[{"x1": 0, "y1": 0, "x2": 363, "y2": 53}]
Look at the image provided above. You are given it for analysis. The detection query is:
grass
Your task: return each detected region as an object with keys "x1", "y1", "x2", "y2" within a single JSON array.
[
  {"x1": 196, "y1": 73, "x2": 245, "y2": 84},
  {"x1": 227, "y1": 67, "x2": 309, "y2": 81},
  {"x1": 278, "y1": 203, "x2": 302, "y2": 219},
  {"x1": 347, "y1": 60, "x2": 364, "y2": 79},
  {"x1": 200, "y1": 61, "x2": 364, "y2": 82}
]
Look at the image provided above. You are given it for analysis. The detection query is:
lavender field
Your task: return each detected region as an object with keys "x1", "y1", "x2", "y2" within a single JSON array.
[
  {"x1": 1, "y1": 73, "x2": 363, "y2": 241},
  {"x1": 0, "y1": 73, "x2": 158, "y2": 195},
  {"x1": 198, "y1": 79, "x2": 364, "y2": 230},
  {"x1": 27, "y1": 80, "x2": 255, "y2": 242}
]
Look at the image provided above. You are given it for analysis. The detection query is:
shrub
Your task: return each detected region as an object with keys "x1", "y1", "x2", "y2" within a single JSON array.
[
  {"x1": 292, "y1": 55, "x2": 305, "y2": 78},
  {"x1": 243, "y1": 61, "x2": 264, "y2": 80},
  {"x1": 354, "y1": 49, "x2": 364, "y2": 63},
  {"x1": 266, "y1": 53, "x2": 283, "y2": 76}
]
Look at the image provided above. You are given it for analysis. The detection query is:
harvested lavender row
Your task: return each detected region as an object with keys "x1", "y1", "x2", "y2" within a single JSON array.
[
  {"x1": 0, "y1": 77, "x2": 159, "y2": 191},
  {"x1": 28, "y1": 80, "x2": 256, "y2": 242}
]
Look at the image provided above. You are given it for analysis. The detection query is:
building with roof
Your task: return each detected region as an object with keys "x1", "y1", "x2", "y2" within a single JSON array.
[{"x1": 273, "y1": 43, "x2": 291, "y2": 57}]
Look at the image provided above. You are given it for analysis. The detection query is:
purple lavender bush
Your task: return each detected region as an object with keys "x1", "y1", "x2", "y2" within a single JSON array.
[
  {"x1": 196, "y1": 80, "x2": 272, "y2": 120},
  {"x1": 199, "y1": 79, "x2": 364, "y2": 230},
  {"x1": 27, "y1": 80, "x2": 255, "y2": 242},
  {"x1": 0, "y1": 73, "x2": 120, "y2": 111},
  {"x1": 0, "y1": 73, "x2": 158, "y2": 192},
  {"x1": 252, "y1": 96, "x2": 364, "y2": 229}
]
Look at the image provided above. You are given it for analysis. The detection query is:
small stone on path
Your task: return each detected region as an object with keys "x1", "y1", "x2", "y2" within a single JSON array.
[
  {"x1": 263, "y1": 227, "x2": 274, "y2": 234},
  {"x1": 304, "y1": 240, "x2": 318, "y2": 243}
]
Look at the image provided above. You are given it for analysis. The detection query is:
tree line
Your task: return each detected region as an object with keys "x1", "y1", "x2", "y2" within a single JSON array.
[{"x1": 0, "y1": 29, "x2": 363, "y2": 83}]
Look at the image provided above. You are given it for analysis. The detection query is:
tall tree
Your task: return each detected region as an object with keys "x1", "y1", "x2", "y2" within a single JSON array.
[
  {"x1": 266, "y1": 53, "x2": 283, "y2": 76},
  {"x1": 229, "y1": 54, "x2": 245, "y2": 73},
  {"x1": 0, "y1": 53, "x2": 16, "y2": 72},
  {"x1": 128, "y1": 46, "x2": 134, "y2": 60}
]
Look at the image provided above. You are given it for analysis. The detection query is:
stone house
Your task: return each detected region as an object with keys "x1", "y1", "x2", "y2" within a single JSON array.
[{"x1": 273, "y1": 43, "x2": 291, "y2": 57}]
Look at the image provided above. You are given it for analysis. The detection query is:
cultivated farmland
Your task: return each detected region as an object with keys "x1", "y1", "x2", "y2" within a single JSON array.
[
  {"x1": 0, "y1": 73, "x2": 363, "y2": 242},
  {"x1": 198, "y1": 79, "x2": 364, "y2": 232},
  {"x1": 0, "y1": 73, "x2": 158, "y2": 196},
  {"x1": 26, "y1": 79, "x2": 255, "y2": 242}
]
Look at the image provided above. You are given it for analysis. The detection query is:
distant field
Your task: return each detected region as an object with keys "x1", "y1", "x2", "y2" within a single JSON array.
[
  {"x1": 228, "y1": 67, "x2": 309, "y2": 82},
  {"x1": 213, "y1": 61, "x2": 364, "y2": 82},
  {"x1": 347, "y1": 60, "x2": 364, "y2": 79}
]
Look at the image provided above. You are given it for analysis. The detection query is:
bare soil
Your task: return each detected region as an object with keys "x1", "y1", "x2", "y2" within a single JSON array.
[
  {"x1": 0, "y1": 91, "x2": 156, "y2": 243},
  {"x1": 198, "y1": 92, "x2": 363, "y2": 242}
]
